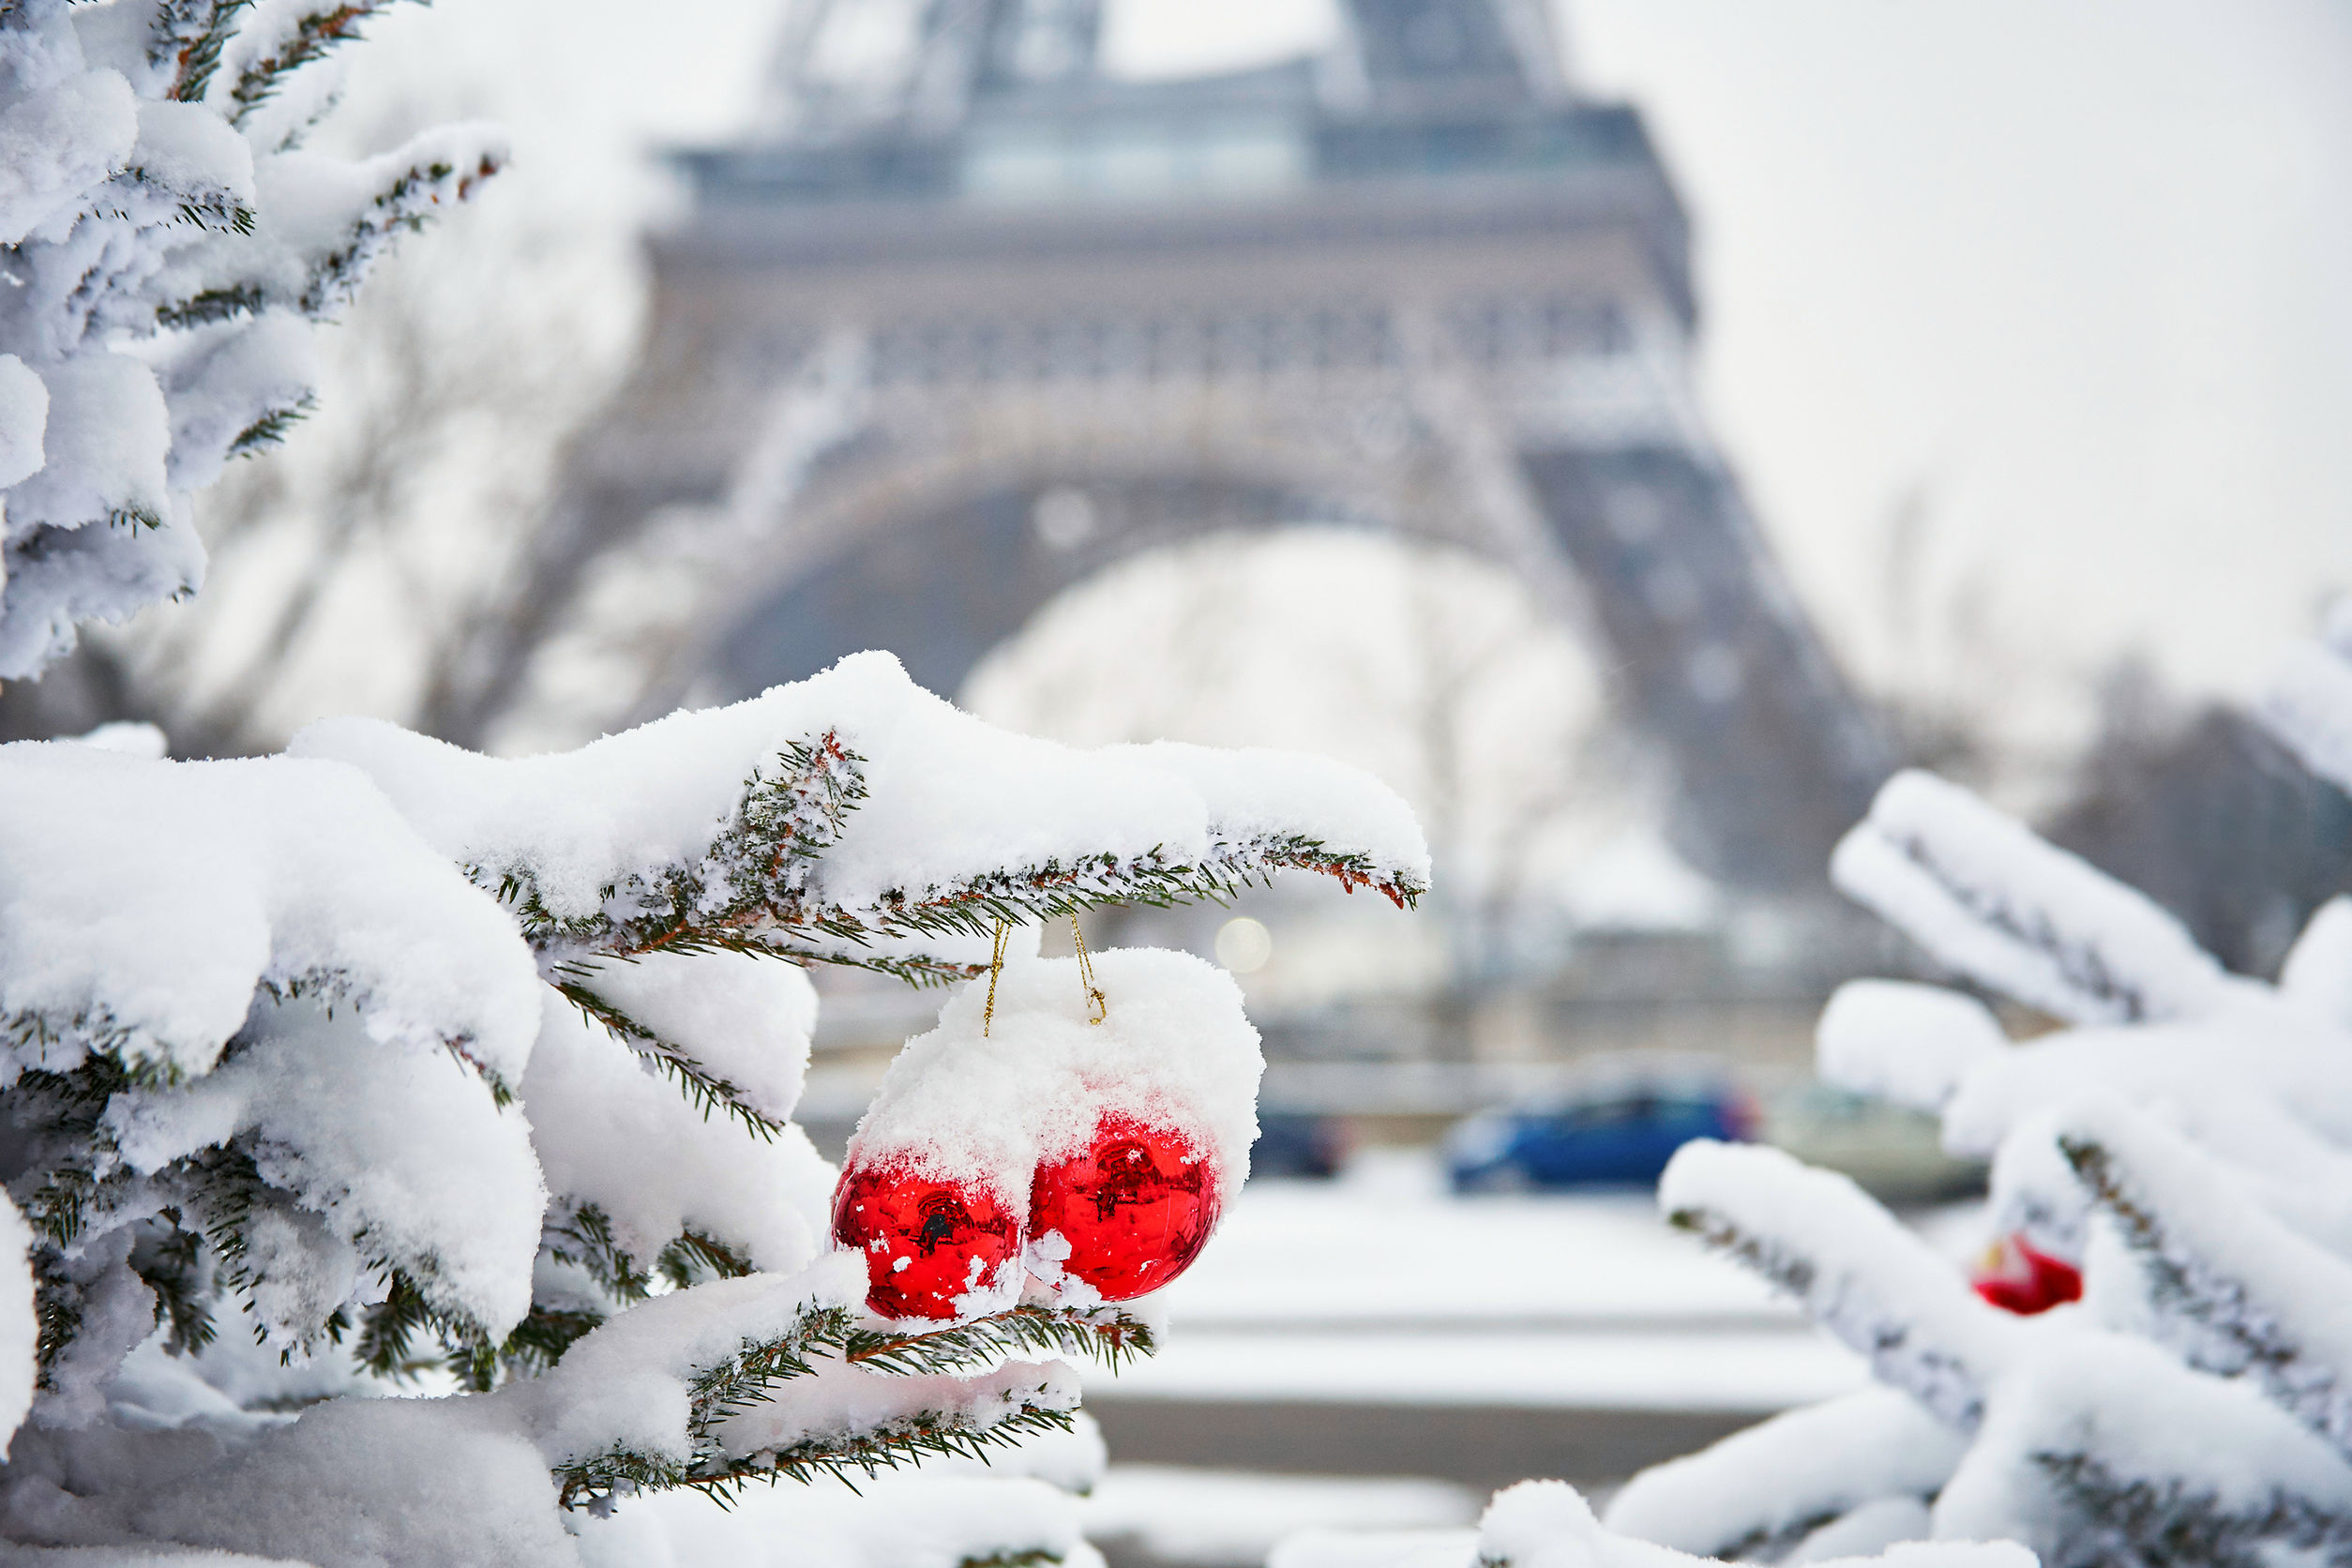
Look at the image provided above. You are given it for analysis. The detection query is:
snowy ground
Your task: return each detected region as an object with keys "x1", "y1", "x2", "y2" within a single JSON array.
[
  {"x1": 1082, "y1": 1150, "x2": 1879, "y2": 1412},
  {"x1": 1069, "y1": 1150, "x2": 1922, "y2": 1566},
  {"x1": 1082, "y1": 1468, "x2": 1481, "y2": 1568}
]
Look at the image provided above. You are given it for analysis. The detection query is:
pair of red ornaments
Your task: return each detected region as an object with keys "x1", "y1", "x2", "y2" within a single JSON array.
[{"x1": 832, "y1": 1116, "x2": 1222, "y2": 1319}]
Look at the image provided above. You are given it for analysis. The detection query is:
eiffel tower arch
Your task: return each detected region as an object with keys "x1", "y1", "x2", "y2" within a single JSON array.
[{"x1": 490, "y1": 0, "x2": 1890, "y2": 890}]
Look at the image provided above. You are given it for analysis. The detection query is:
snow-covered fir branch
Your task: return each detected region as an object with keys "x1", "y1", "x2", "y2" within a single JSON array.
[
  {"x1": 1603, "y1": 1388, "x2": 1968, "y2": 1562},
  {"x1": 1830, "y1": 771, "x2": 2234, "y2": 1025},
  {"x1": 1661, "y1": 1140, "x2": 2031, "y2": 1429},
  {"x1": 527, "y1": 1257, "x2": 1146, "y2": 1512},
  {"x1": 2056, "y1": 1101, "x2": 2352, "y2": 1459},
  {"x1": 1937, "y1": 1332, "x2": 2352, "y2": 1568},
  {"x1": 293, "y1": 652, "x2": 1428, "y2": 988},
  {"x1": 0, "y1": 0, "x2": 498, "y2": 678}
]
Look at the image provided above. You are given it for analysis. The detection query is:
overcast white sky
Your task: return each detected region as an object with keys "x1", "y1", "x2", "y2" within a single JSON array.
[{"x1": 354, "y1": 0, "x2": 2352, "y2": 740}]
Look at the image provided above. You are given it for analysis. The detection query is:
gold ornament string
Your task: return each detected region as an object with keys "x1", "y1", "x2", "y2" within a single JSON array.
[
  {"x1": 982, "y1": 918, "x2": 1010, "y2": 1037},
  {"x1": 978, "y1": 915, "x2": 1107, "y2": 1036},
  {"x1": 1071, "y1": 913, "x2": 1107, "y2": 1026}
]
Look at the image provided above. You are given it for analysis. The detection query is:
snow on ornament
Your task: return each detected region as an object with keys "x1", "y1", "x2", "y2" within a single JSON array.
[{"x1": 836, "y1": 928, "x2": 1261, "y2": 1319}]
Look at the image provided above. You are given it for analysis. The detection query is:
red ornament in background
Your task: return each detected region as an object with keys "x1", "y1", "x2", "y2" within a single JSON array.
[
  {"x1": 1030, "y1": 1117, "x2": 1221, "y2": 1302},
  {"x1": 831, "y1": 1162, "x2": 1020, "y2": 1319},
  {"x1": 1971, "y1": 1232, "x2": 2083, "y2": 1316}
]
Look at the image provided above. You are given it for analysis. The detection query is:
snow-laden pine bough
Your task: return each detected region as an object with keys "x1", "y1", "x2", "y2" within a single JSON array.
[
  {"x1": 1597, "y1": 624, "x2": 2352, "y2": 1568},
  {"x1": 0, "y1": 649, "x2": 1429, "y2": 1564},
  {"x1": 0, "y1": 0, "x2": 506, "y2": 682},
  {"x1": 1267, "y1": 624, "x2": 2352, "y2": 1568}
]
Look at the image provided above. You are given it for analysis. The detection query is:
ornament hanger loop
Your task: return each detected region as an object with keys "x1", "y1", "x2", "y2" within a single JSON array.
[
  {"x1": 982, "y1": 918, "x2": 1010, "y2": 1037},
  {"x1": 1071, "y1": 913, "x2": 1108, "y2": 1026},
  {"x1": 978, "y1": 914, "x2": 1108, "y2": 1036}
]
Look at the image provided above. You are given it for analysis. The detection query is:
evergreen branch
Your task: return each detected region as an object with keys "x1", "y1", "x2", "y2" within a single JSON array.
[
  {"x1": 551, "y1": 982, "x2": 785, "y2": 1141},
  {"x1": 226, "y1": 392, "x2": 316, "y2": 459},
  {"x1": 155, "y1": 282, "x2": 264, "y2": 330},
  {"x1": 495, "y1": 731, "x2": 1421, "y2": 980},
  {"x1": 550, "y1": 1298, "x2": 1150, "y2": 1511},
  {"x1": 2062, "y1": 1127, "x2": 2352, "y2": 1459},
  {"x1": 553, "y1": 1398, "x2": 1078, "y2": 1513},
  {"x1": 152, "y1": 0, "x2": 251, "y2": 101},
  {"x1": 659, "y1": 1229, "x2": 756, "y2": 1291},
  {"x1": 97, "y1": 168, "x2": 256, "y2": 237},
  {"x1": 1663, "y1": 1142, "x2": 2024, "y2": 1432},
  {"x1": 498, "y1": 1305, "x2": 606, "y2": 1380},
  {"x1": 838, "y1": 1303, "x2": 1156, "y2": 1378},
  {"x1": 539, "y1": 1200, "x2": 755, "y2": 1322},
  {"x1": 294, "y1": 143, "x2": 506, "y2": 317},
  {"x1": 1210, "y1": 831, "x2": 1425, "y2": 910},
  {"x1": 354, "y1": 1268, "x2": 500, "y2": 1389},
  {"x1": 2032, "y1": 1450, "x2": 2352, "y2": 1568},
  {"x1": 129, "y1": 1216, "x2": 218, "y2": 1357},
  {"x1": 484, "y1": 731, "x2": 863, "y2": 959},
  {"x1": 31, "y1": 1253, "x2": 85, "y2": 1386},
  {"x1": 542, "y1": 1200, "x2": 660, "y2": 1306},
  {"x1": 684, "y1": 1303, "x2": 859, "y2": 1436},
  {"x1": 223, "y1": 2, "x2": 406, "y2": 125},
  {"x1": 755, "y1": 1401, "x2": 1078, "y2": 1490}
]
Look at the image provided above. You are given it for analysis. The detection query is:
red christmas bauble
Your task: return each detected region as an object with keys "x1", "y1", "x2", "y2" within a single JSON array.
[
  {"x1": 831, "y1": 1162, "x2": 1020, "y2": 1320},
  {"x1": 1970, "y1": 1232, "x2": 2082, "y2": 1316},
  {"x1": 1030, "y1": 1117, "x2": 1221, "y2": 1303}
]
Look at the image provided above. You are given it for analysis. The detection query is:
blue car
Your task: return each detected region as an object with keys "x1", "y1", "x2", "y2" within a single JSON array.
[{"x1": 1446, "y1": 1071, "x2": 1757, "y2": 1192}]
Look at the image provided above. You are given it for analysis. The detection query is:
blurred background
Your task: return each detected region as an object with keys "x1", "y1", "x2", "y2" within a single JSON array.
[{"x1": 8, "y1": 0, "x2": 2351, "y2": 1554}]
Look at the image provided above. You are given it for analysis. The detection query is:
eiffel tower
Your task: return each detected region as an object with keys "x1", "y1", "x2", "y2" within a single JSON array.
[{"x1": 489, "y1": 0, "x2": 1890, "y2": 890}]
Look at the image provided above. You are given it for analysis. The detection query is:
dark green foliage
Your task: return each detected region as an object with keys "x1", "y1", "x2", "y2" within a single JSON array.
[
  {"x1": 659, "y1": 1229, "x2": 757, "y2": 1292},
  {"x1": 107, "y1": 505, "x2": 167, "y2": 534},
  {"x1": 156, "y1": 283, "x2": 264, "y2": 331},
  {"x1": 355, "y1": 1271, "x2": 490, "y2": 1387},
  {"x1": 499, "y1": 1306, "x2": 607, "y2": 1380},
  {"x1": 130, "y1": 1219, "x2": 218, "y2": 1356},
  {"x1": 541, "y1": 1200, "x2": 755, "y2": 1313}
]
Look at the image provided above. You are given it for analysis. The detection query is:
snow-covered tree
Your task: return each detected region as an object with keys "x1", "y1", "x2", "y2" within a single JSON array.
[
  {"x1": 0, "y1": 0, "x2": 501, "y2": 684},
  {"x1": 0, "y1": 648, "x2": 1430, "y2": 1562},
  {"x1": 1594, "y1": 611, "x2": 2352, "y2": 1568},
  {"x1": 1279, "y1": 615, "x2": 2352, "y2": 1568},
  {"x1": 0, "y1": 10, "x2": 1447, "y2": 1559}
]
